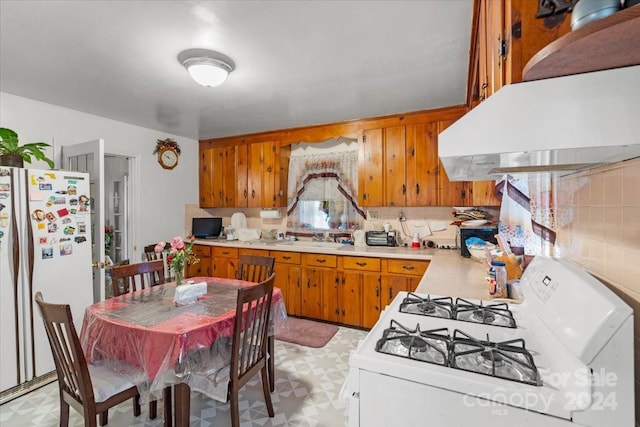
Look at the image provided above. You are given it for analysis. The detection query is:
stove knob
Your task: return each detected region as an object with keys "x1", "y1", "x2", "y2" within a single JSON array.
[{"x1": 426, "y1": 240, "x2": 436, "y2": 248}]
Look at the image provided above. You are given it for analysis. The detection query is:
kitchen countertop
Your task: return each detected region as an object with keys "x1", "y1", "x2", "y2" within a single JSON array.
[{"x1": 194, "y1": 239, "x2": 492, "y2": 301}]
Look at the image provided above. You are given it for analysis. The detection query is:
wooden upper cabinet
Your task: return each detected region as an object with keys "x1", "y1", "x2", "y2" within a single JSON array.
[
  {"x1": 406, "y1": 122, "x2": 438, "y2": 206},
  {"x1": 247, "y1": 140, "x2": 282, "y2": 208},
  {"x1": 236, "y1": 144, "x2": 248, "y2": 207},
  {"x1": 383, "y1": 126, "x2": 406, "y2": 207},
  {"x1": 472, "y1": 0, "x2": 572, "y2": 104},
  {"x1": 358, "y1": 129, "x2": 383, "y2": 207},
  {"x1": 436, "y1": 119, "x2": 467, "y2": 207},
  {"x1": 199, "y1": 147, "x2": 215, "y2": 208}
]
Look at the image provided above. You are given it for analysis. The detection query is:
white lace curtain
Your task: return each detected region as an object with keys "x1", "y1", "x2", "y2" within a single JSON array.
[{"x1": 286, "y1": 147, "x2": 365, "y2": 229}]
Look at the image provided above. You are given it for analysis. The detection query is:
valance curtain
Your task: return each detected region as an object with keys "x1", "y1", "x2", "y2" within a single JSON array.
[
  {"x1": 286, "y1": 148, "x2": 365, "y2": 227},
  {"x1": 496, "y1": 175, "x2": 556, "y2": 259}
]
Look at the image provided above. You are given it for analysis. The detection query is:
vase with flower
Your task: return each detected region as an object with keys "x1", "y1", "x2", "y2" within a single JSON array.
[{"x1": 155, "y1": 236, "x2": 198, "y2": 286}]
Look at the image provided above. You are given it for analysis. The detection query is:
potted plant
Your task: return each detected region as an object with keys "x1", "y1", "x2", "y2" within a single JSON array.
[{"x1": 0, "y1": 127, "x2": 55, "y2": 169}]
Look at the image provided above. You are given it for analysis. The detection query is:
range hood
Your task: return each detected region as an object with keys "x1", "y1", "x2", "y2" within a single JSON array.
[{"x1": 439, "y1": 65, "x2": 640, "y2": 181}]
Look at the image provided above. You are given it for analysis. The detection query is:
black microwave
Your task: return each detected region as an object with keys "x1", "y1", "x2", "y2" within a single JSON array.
[
  {"x1": 460, "y1": 226, "x2": 498, "y2": 258},
  {"x1": 366, "y1": 231, "x2": 399, "y2": 247}
]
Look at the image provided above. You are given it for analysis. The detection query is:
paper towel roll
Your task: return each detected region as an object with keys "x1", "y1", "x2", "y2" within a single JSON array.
[{"x1": 259, "y1": 209, "x2": 281, "y2": 219}]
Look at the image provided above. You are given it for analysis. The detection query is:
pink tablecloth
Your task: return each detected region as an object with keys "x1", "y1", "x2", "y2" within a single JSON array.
[{"x1": 79, "y1": 277, "x2": 286, "y2": 400}]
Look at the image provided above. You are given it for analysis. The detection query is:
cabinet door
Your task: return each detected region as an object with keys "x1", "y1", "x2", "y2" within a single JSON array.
[
  {"x1": 187, "y1": 246, "x2": 211, "y2": 277},
  {"x1": 486, "y1": 0, "x2": 505, "y2": 96},
  {"x1": 199, "y1": 147, "x2": 215, "y2": 208},
  {"x1": 406, "y1": 122, "x2": 438, "y2": 206},
  {"x1": 236, "y1": 144, "x2": 248, "y2": 207},
  {"x1": 247, "y1": 142, "x2": 263, "y2": 208},
  {"x1": 262, "y1": 140, "x2": 279, "y2": 207},
  {"x1": 301, "y1": 267, "x2": 323, "y2": 319},
  {"x1": 222, "y1": 146, "x2": 237, "y2": 206},
  {"x1": 359, "y1": 129, "x2": 383, "y2": 207},
  {"x1": 381, "y1": 275, "x2": 412, "y2": 307},
  {"x1": 212, "y1": 146, "x2": 225, "y2": 206},
  {"x1": 469, "y1": 181, "x2": 501, "y2": 206},
  {"x1": 362, "y1": 274, "x2": 382, "y2": 328},
  {"x1": 341, "y1": 271, "x2": 363, "y2": 327},
  {"x1": 437, "y1": 119, "x2": 468, "y2": 206},
  {"x1": 277, "y1": 265, "x2": 301, "y2": 316},
  {"x1": 384, "y1": 126, "x2": 406, "y2": 207},
  {"x1": 322, "y1": 273, "x2": 340, "y2": 323}
]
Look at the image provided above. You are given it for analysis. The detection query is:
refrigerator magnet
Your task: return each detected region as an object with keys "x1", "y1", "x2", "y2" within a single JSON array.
[
  {"x1": 45, "y1": 195, "x2": 55, "y2": 206},
  {"x1": 0, "y1": 193, "x2": 8, "y2": 199},
  {"x1": 47, "y1": 223, "x2": 58, "y2": 233},
  {"x1": 69, "y1": 208, "x2": 77, "y2": 215},
  {"x1": 42, "y1": 247, "x2": 53, "y2": 259},
  {"x1": 59, "y1": 244, "x2": 72, "y2": 256},
  {"x1": 45, "y1": 212, "x2": 56, "y2": 222},
  {"x1": 53, "y1": 197, "x2": 65, "y2": 205},
  {"x1": 74, "y1": 236, "x2": 86, "y2": 244},
  {"x1": 39, "y1": 237, "x2": 47, "y2": 244},
  {"x1": 67, "y1": 185, "x2": 77, "y2": 195},
  {"x1": 62, "y1": 217, "x2": 71, "y2": 224},
  {"x1": 44, "y1": 172, "x2": 57, "y2": 180},
  {"x1": 63, "y1": 226, "x2": 75, "y2": 235},
  {"x1": 0, "y1": 169, "x2": 9, "y2": 176},
  {"x1": 0, "y1": 203, "x2": 5, "y2": 211},
  {"x1": 32, "y1": 209, "x2": 45, "y2": 221},
  {"x1": 30, "y1": 191, "x2": 44, "y2": 201},
  {"x1": 37, "y1": 223, "x2": 45, "y2": 230},
  {"x1": 78, "y1": 195, "x2": 90, "y2": 206},
  {"x1": 0, "y1": 211, "x2": 8, "y2": 227},
  {"x1": 57, "y1": 208, "x2": 69, "y2": 217},
  {"x1": 69, "y1": 198, "x2": 78, "y2": 206},
  {"x1": 0, "y1": 183, "x2": 9, "y2": 191},
  {"x1": 38, "y1": 183, "x2": 52, "y2": 190},
  {"x1": 77, "y1": 221, "x2": 86, "y2": 233}
]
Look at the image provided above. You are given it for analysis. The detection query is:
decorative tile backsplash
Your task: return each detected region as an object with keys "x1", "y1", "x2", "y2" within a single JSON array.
[{"x1": 555, "y1": 157, "x2": 640, "y2": 292}]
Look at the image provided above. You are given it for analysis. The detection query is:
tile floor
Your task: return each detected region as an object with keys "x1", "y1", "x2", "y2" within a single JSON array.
[{"x1": 0, "y1": 326, "x2": 366, "y2": 426}]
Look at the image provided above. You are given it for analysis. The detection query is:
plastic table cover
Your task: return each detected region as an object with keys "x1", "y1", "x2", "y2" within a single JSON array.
[{"x1": 79, "y1": 277, "x2": 287, "y2": 403}]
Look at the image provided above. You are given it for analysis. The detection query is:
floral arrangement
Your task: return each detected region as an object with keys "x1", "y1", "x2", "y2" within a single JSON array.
[
  {"x1": 152, "y1": 138, "x2": 181, "y2": 155},
  {"x1": 104, "y1": 225, "x2": 114, "y2": 256},
  {"x1": 155, "y1": 236, "x2": 199, "y2": 285}
]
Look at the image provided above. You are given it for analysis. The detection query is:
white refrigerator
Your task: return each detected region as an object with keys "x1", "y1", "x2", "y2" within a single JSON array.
[{"x1": 0, "y1": 166, "x2": 93, "y2": 395}]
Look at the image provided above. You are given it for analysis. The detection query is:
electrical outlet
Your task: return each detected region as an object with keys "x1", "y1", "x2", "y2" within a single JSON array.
[
  {"x1": 368, "y1": 210, "x2": 378, "y2": 220},
  {"x1": 398, "y1": 210, "x2": 405, "y2": 222}
]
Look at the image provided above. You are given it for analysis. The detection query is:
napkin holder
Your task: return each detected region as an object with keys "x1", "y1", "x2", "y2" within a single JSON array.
[{"x1": 173, "y1": 282, "x2": 207, "y2": 305}]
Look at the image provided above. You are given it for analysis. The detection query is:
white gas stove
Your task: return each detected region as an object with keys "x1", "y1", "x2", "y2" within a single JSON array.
[{"x1": 343, "y1": 256, "x2": 634, "y2": 426}]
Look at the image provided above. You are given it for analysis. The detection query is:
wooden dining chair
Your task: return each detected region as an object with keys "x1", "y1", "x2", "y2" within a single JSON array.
[
  {"x1": 35, "y1": 291, "x2": 142, "y2": 427},
  {"x1": 229, "y1": 273, "x2": 275, "y2": 426},
  {"x1": 144, "y1": 242, "x2": 174, "y2": 281},
  {"x1": 235, "y1": 254, "x2": 276, "y2": 391},
  {"x1": 111, "y1": 260, "x2": 165, "y2": 297},
  {"x1": 235, "y1": 254, "x2": 275, "y2": 282}
]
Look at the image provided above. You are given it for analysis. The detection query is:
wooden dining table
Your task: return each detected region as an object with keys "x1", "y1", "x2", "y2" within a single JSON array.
[{"x1": 79, "y1": 276, "x2": 286, "y2": 427}]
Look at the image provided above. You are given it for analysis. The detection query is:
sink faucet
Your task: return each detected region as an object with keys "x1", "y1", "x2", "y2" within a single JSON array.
[{"x1": 312, "y1": 232, "x2": 324, "y2": 242}]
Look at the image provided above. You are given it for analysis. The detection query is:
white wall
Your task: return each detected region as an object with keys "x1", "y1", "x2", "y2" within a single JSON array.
[{"x1": 0, "y1": 92, "x2": 199, "y2": 261}]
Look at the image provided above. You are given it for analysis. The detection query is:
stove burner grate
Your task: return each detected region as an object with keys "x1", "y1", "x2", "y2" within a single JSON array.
[
  {"x1": 375, "y1": 320, "x2": 450, "y2": 366},
  {"x1": 399, "y1": 293, "x2": 454, "y2": 319},
  {"x1": 449, "y1": 329, "x2": 540, "y2": 386},
  {"x1": 454, "y1": 298, "x2": 516, "y2": 328}
]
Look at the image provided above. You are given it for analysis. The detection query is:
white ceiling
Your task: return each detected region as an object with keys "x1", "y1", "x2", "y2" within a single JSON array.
[{"x1": 0, "y1": 0, "x2": 473, "y2": 140}]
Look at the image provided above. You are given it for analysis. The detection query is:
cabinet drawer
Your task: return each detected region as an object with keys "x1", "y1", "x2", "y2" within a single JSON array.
[
  {"x1": 343, "y1": 256, "x2": 381, "y2": 272},
  {"x1": 213, "y1": 247, "x2": 239, "y2": 258},
  {"x1": 387, "y1": 259, "x2": 429, "y2": 276},
  {"x1": 192, "y1": 245, "x2": 212, "y2": 257},
  {"x1": 271, "y1": 251, "x2": 301, "y2": 265},
  {"x1": 239, "y1": 248, "x2": 270, "y2": 257},
  {"x1": 303, "y1": 254, "x2": 337, "y2": 268}
]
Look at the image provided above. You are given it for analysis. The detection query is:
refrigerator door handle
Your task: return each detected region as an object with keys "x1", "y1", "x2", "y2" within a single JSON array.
[{"x1": 9, "y1": 169, "x2": 22, "y2": 385}]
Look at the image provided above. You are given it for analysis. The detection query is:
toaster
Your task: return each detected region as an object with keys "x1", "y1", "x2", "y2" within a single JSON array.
[{"x1": 366, "y1": 230, "x2": 399, "y2": 247}]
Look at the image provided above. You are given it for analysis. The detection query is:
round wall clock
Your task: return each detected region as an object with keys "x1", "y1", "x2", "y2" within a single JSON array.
[{"x1": 158, "y1": 146, "x2": 179, "y2": 170}]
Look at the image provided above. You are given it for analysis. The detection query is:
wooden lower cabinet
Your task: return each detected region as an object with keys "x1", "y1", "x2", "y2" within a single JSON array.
[
  {"x1": 212, "y1": 247, "x2": 239, "y2": 279},
  {"x1": 272, "y1": 251, "x2": 302, "y2": 316},
  {"x1": 381, "y1": 259, "x2": 430, "y2": 306},
  {"x1": 186, "y1": 244, "x2": 212, "y2": 277}
]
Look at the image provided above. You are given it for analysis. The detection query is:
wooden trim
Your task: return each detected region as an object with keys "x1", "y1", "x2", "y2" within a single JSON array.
[
  {"x1": 200, "y1": 105, "x2": 468, "y2": 146},
  {"x1": 466, "y1": 0, "x2": 482, "y2": 108}
]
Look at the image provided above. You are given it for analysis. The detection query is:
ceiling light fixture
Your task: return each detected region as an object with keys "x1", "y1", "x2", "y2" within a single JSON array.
[{"x1": 177, "y1": 48, "x2": 235, "y2": 87}]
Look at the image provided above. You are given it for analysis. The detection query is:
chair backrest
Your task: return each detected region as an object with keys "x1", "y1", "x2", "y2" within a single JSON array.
[
  {"x1": 143, "y1": 243, "x2": 174, "y2": 281},
  {"x1": 231, "y1": 273, "x2": 275, "y2": 388},
  {"x1": 34, "y1": 292, "x2": 95, "y2": 408},
  {"x1": 110, "y1": 260, "x2": 165, "y2": 297},
  {"x1": 236, "y1": 255, "x2": 275, "y2": 282}
]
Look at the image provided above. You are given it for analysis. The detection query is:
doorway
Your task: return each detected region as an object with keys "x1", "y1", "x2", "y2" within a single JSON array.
[{"x1": 104, "y1": 155, "x2": 132, "y2": 265}]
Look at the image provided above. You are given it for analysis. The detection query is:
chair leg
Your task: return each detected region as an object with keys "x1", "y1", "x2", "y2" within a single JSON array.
[
  {"x1": 261, "y1": 366, "x2": 274, "y2": 417},
  {"x1": 230, "y1": 385, "x2": 240, "y2": 427},
  {"x1": 59, "y1": 399, "x2": 70, "y2": 427},
  {"x1": 163, "y1": 386, "x2": 173, "y2": 427},
  {"x1": 133, "y1": 394, "x2": 141, "y2": 417},
  {"x1": 268, "y1": 335, "x2": 275, "y2": 392},
  {"x1": 149, "y1": 400, "x2": 158, "y2": 419},
  {"x1": 98, "y1": 410, "x2": 108, "y2": 426}
]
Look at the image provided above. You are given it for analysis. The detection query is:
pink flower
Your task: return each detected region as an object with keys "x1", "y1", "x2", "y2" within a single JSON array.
[
  {"x1": 154, "y1": 241, "x2": 166, "y2": 253},
  {"x1": 171, "y1": 236, "x2": 185, "y2": 251}
]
